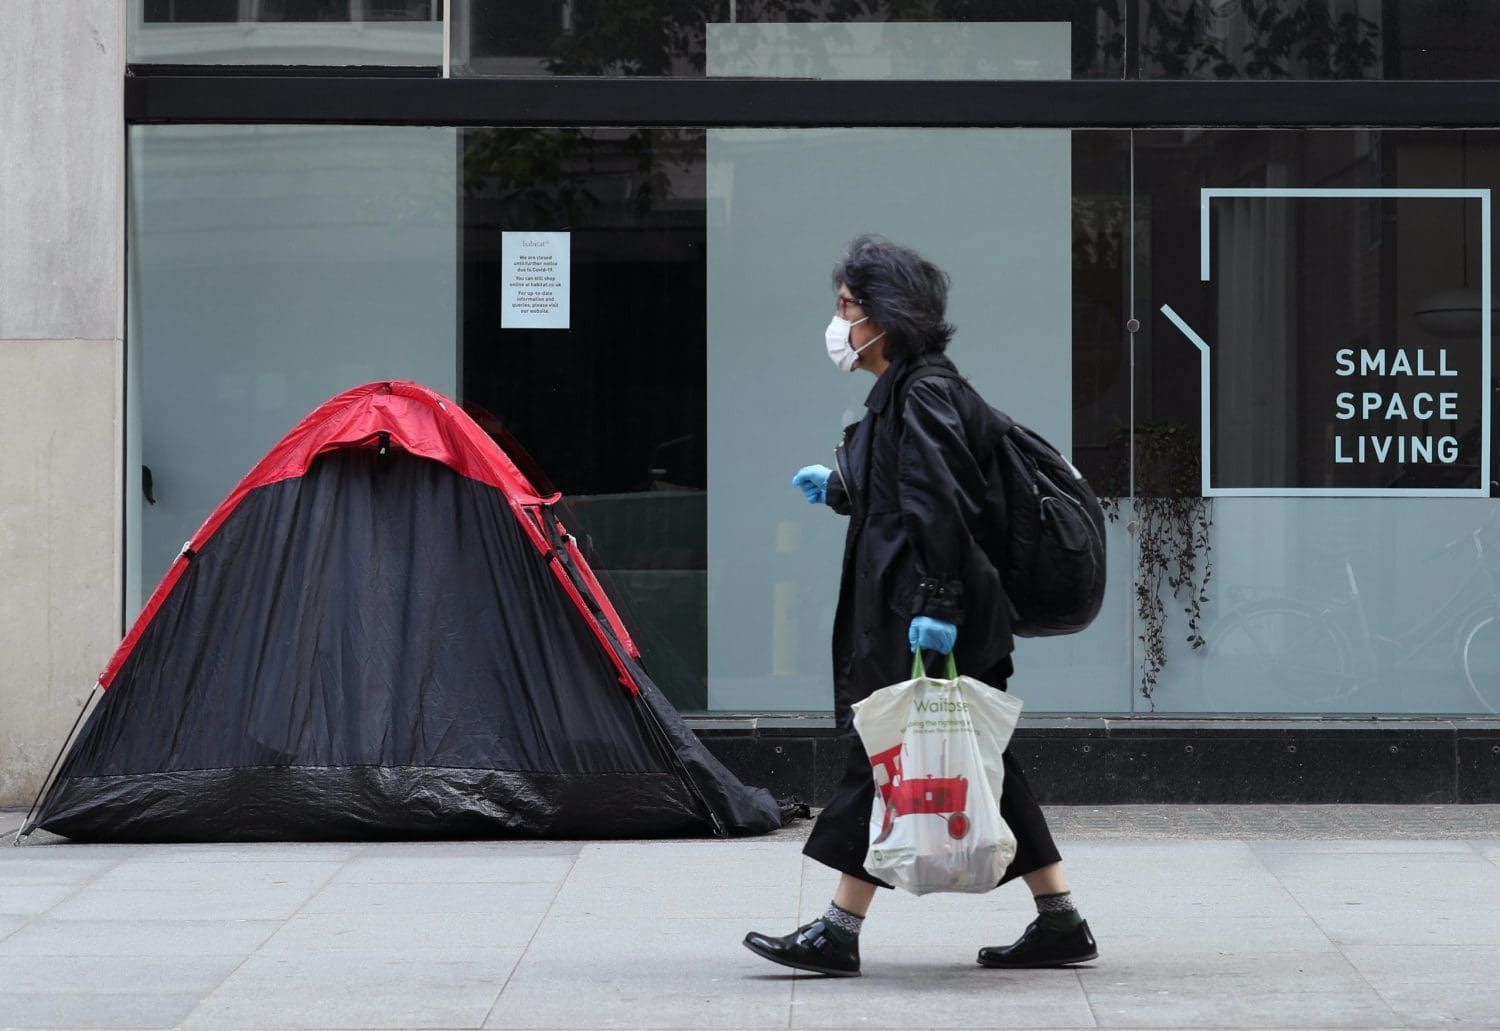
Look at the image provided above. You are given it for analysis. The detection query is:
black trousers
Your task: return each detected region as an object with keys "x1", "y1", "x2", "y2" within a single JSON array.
[{"x1": 803, "y1": 676, "x2": 1061, "y2": 890}]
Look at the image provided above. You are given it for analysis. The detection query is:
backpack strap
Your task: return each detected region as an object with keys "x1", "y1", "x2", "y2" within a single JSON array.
[
  {"x1": 894, "y1": 363, "x2": 1015, "y2": 436},
  {"x1": 892, "y1": 363, "x2": 967, "y2": 416}
]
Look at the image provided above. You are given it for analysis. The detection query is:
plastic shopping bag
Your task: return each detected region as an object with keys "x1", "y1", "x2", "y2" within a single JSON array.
[{"x1": 851, "y1": 653, "x2": 1024, "y2": 896}]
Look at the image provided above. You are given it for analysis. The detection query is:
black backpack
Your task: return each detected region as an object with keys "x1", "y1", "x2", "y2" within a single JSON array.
[{"x1": 902, "y1": 367, "x2": 1107, "y2": 638}]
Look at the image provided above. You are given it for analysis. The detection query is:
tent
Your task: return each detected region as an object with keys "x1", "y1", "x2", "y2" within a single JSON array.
[{"x1": 22, "y1": 382, "x2": 784, "y2": 842}]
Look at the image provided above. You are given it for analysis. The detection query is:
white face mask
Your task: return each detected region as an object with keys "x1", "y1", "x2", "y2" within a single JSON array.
[{"x1": 824, "y1": 314, "x2": 886, "y2": 373}]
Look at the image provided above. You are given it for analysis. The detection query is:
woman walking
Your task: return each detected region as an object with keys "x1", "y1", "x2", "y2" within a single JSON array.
[{"x1": 742, "y1": 235, "x2": 1097, "y2": 978}]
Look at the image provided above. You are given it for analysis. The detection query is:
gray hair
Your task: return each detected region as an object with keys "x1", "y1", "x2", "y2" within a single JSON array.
[{"x1": 831, "y1": 235, "x2": 955, "y2": 361}]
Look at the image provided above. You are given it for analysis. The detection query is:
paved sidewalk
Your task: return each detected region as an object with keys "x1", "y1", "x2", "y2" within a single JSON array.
[{"x1": 1, "y1": 807, "x2": 1499, "y2": 1030}]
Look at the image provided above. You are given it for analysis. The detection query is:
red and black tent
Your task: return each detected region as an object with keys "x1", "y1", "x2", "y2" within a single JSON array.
[{"x1": 23, "y1": 382, "x2": 784, "y2": 842}]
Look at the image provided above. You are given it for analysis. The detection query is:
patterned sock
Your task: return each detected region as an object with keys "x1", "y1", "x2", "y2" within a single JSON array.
[
  {"x1": 1034, "y1": 891, "x2": 1085, "y2": 931},
  {"x1": 820, "y1": 902, "x2": 865, "y2": 944}
]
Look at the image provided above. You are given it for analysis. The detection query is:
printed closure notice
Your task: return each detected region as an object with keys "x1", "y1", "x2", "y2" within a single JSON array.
[{"x1": 502, "y1": 231, "x2": 570, "y2": 330}]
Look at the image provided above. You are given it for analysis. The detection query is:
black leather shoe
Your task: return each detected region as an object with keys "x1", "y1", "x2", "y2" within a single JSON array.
[
  {"x1": 744, "y1": 919, "x2": 861, "y2": 977},
  {"x1": 977, "y1": 919, "x2": 1098, "y2": 969}
]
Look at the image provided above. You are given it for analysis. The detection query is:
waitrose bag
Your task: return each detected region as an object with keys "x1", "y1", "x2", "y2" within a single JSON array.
[{"x1": 851, "y1": 653, "x2": 1024, "y2": 896}]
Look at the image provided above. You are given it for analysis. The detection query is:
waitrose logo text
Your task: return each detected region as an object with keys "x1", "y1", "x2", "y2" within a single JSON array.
[{"x1": 914, "y1": 698, "x2": 969, "y2": 714}]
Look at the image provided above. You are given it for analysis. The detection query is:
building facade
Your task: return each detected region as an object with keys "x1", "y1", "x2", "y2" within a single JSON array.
[{"x1": 4, "y1": 0, "x2": 1500, "y2": 808}]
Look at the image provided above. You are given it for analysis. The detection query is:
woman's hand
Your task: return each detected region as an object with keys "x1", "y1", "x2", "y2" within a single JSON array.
[
  {"x1": 908, "y1": 616, "x2": 958, "y2": 655},
  {"x1": 792, "y1": 465, "x2": 832, "y2": 505}
]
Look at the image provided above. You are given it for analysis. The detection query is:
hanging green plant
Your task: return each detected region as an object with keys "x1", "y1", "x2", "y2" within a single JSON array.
[{"x1": 1098, "y1": 421, "x2": 1214, "y2": 705}]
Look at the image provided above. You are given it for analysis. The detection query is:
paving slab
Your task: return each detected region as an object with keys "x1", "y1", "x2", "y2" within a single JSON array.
[
  {"x1": 103, "y1": 844, "x2": 360, "y2": 864},
  {"x1": 88, "y1": 859, "x2": 342, "y2": 892},
  {"x1": 1468, "y1": 841, "x2": 1500, "y2": 866},
  {"x1": 263, "y1": 908, "x2": 551, "y2": 952},
  {"x1": 0, "y1": 884, "x2": 79, "y2": 917},
  {"x1": 1294, "y1": 904, "x2": 1500, "y2": 948},
  {"x1": 0, "y1": 858, "x2": 118, "y2": 885},
  {"x1": 1369, "y1": 984, "x2": 1500, "y2": 1028},
  {"x1": 326, "y1": 839, "x2": 583, "y2": 859},
  {"x1": 298, "y1": 880, "x2": 560, "y2": 918},
  {"x1": 788, "y1": 958, "x2": 1096, "y2": 1029},
  {"x1": 1076, "y1": 948, "x2": 1371, "y2": 994},
  {"x1": 550, "y1": 841, "x2": 803, "y2": 922},
  {"x1": 0, "y1": 991, "x2": 202, "y2": 1030},
  {"x1": 0, "y1": 844, "x2": 163, "y2": 865},
  {"x1": 181, "y1": 948, "x2": 522, "y2": 1030},
  {"x1": 1339, "y1": 943, "x2": 1500, "y2": 984},
  {"x1": 45, "y1": 885, "x2": 325, "y2": 923},
  {"x1": 1254, "y1": 848, "x2": 1500, "y2": 885},
  {"x1": 0, "y1": 953, "x2": 246, "y2": 995},
  {"x1": 1247, "y1": 839, "x2": 1482, "y2": 855},
  {"x1": 0, "y1": 918, "x2": 280, "y2": 957},
  {"x1": 571, "y1": 840, "x2": 808, "y2": 888},
  {"x1": 330, "y1": 854, "x2": 574, "y2": 885},
  {"x1": 1, "y1": 843, "x2": 360, "y2": 864},
  {"x1": 1080, "y1": 983, "x2": 1400, "y2": 1029},
  {"x1": 485, "y1": 916, "x2": 796, "y2": 1030},
  {"x1": 1089, "y1": 915, "x2": 1339, "y2": 955},
  {"x1": 1041, "y1": 805, "x2": 1500, "y2": 840}
]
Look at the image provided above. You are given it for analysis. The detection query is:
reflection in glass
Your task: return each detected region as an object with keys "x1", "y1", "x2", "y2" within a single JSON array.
[
  {"x1": 1140, "y1": 0, "x2": 1381, "y2": 79},
  {"x1": 130, "y1": 0, "x2": 442, "y2": 65},
  {"x1": 1463, "y1": 603, "x2": 1500, "y2": 715},
  {"x1": 143, "y1": 1, "x2": 437, "y2": 20},
  {"x1": 1140, "y1": 0, "x2": 1500, "y2": 80},
  {"x1": 1195, "y1": 506, "x2": 1500, "y2": 713},
  {"x1": 452, "y1": 0, "x2": 1124, "y2": 78}
]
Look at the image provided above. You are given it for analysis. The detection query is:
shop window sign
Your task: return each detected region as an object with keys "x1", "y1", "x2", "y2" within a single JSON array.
[
  {"x1": 1162, "y1": 188, "x2": 1493, "y2": 498},
  {"x1": 501, "y1": 231, "x2": 570, "y2": 330}
]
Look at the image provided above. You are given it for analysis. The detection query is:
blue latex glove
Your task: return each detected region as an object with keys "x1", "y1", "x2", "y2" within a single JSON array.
[
  {"x1": 909, "y1": 616, "x2": 958, "y2": 655},
  {"x1": 792, "y1": 464, "x2": 832, "y2": 505}
]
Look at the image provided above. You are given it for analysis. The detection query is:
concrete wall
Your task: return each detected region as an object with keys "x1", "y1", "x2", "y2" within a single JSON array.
[{"x1": 0, "y1": 1, "x2": 124, "y2": 806}]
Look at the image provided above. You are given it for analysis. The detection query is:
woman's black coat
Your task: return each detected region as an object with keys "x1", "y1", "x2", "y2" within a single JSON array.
[{"x1": 823, "y1": 353, "x2": 1015, "y2": 731}]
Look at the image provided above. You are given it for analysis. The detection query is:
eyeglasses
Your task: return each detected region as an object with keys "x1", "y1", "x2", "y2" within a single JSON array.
[{"x1": 836, "y1": 295, "x2": 864, "y2": 315}]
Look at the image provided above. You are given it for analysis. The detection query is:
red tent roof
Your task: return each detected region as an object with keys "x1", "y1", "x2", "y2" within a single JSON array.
[{"x1": 103, "y1": 381, "x2": 641, "y2": 692}]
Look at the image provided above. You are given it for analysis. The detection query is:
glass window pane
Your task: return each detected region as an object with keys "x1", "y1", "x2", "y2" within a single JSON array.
[
  {"x1": 452, "y1": 1, "x2": 1125, "y2": 79},
  {"x1": 127, "y1": 125, "x2": 459, "y2": 616},
  {"x1": 129, "y1": 0, "x2": 443, "y2": 66},
  {"x1": 706, "y1": 127, "x2": 1133, "y2": 715},
  {"x1": 1133, "y1": 129, "x2": 1500, "y2": 715},
  {"x1": 1139, "y1": 0, "x2": 1500, "y2": 80},
  {"x1": 457, "y1": 127, "x2": 709, "y2": 711}
]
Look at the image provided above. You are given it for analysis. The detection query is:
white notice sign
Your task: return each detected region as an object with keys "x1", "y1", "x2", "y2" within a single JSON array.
[{"x1": 502, "y1": 231, "x2": 570, "y2": 329}]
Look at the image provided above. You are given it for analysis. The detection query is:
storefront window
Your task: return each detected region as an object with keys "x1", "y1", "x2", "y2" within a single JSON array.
[
  {"x1": 127, "y1": 119, "x2": 1134, "y2": 719},
  {"x1": 1133, "y1": 130, "x2": 1500, "y2": 714},
  {"x1": 129, "y1": 0, "x2": 443, "y2": 66},
  {"x1": 126, "y1": 122, "x2": 1500, "y2": 720},
  {"x1": 1139, "y1": 0, "x2": 1500, "y2": 80},
  {"x1": 451, "y1": 1, "x2": 1125, "y2": 78}
]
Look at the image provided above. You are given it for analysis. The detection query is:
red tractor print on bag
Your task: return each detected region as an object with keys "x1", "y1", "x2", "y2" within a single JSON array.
[{"x1": 868, "y1": 743, "x2": 971, "y2": 844}]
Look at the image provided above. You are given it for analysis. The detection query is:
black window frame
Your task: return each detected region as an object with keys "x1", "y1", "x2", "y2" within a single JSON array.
[{"x1": 125, "y1": 75, "x2": 1500, "y2": 129}]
